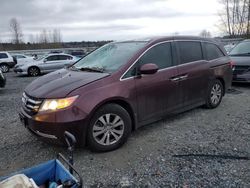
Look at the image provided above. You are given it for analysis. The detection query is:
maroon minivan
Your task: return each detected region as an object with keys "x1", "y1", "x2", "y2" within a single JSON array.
[{"x1": 20, "y1": 36, "x2": 232, "y2": 151}]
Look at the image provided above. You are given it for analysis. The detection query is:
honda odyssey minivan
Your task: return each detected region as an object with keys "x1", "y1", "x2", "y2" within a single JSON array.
[{"x1": 20, "y1": 36, "x2": 233, "y2": 151}]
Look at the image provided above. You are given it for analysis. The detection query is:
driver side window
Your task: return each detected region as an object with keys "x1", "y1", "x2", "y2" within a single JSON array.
[{"x1": 123, "y1": 42, "x2": 173, "y2": 79}]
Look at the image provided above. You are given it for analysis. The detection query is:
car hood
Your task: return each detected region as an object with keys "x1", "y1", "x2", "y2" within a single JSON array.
[
  {"x1": 25, "y1": 69, "x2": 110, "y2": 98},
  {"x1": 230, "y1": 56, "x2": 250, "y2": 66}
]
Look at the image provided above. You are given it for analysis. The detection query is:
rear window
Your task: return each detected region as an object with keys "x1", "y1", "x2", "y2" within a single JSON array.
[
  {"x1": 177, "y1": 41, "x2": 203, "y2": 64},
  {"x1": 204, "y1": 42, "x2": 225, "y2": 60},
  {"x1": 0, "y1": 53, "x2": 8, "y2": 59}
]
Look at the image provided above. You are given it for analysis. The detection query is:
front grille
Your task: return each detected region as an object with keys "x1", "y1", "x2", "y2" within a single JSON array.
[
  {"x1": 22, "y1": 92, "x2": 43, "y2": 115},
  {"x1": 233, "y1": 65, "x2": 250, "y2": 75}
]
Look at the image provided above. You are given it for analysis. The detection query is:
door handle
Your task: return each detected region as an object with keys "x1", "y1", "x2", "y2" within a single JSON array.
[
  {"x1": 170, "y1": 74, "x2": 188, "y2": 82},
  {"x1": 170, "y1": 77, "x2": 180, "y2": 82},
  {"x1": 179, "y1": 75, "x2": 188, "y2": 80}
]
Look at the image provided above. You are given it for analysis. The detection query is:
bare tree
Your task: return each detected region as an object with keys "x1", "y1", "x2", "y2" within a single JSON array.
[
  {"x1": 28, "y1": 34, "x2": 35, "y2": 44},
  {"x1": 39, "y1": 29, "x2": 49, "y2": 43},
  {"x1": 52, "y1": 29, "x2": 62, "y2": 43},
  {"x1": 200, "y1": 30, "x2": 212, "y2": 38},
  {"x1": 9, "y1": 18, "x2": 23, "y2": 44},
  {"x1": 218, "y1": 0, "x2": 250, "y2": 37}
]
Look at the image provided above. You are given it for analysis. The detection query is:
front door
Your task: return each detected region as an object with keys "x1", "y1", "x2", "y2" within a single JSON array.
[{"x1": 133, "y1": 42, "x2": 181, "y2": 123}]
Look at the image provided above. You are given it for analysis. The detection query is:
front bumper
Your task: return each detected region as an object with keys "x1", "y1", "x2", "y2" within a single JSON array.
[
  {"x1": 19, "y1": 107, "x2": 88, "y2": 146},
  {"x1": 14, "y1": 68, "x2": 27, "y2": 75}
]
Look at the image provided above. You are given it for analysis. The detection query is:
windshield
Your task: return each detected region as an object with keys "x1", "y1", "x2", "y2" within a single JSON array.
[
  {"x1": 73, "y1": 42, "x2": 147, "y2": 73},
  {"x1": 229, "y1": 41, "x2": 250, "y2": 55}
]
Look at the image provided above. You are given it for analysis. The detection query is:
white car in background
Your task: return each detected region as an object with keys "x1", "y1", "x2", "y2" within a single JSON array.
[
  {"x1": 14, "y1": 53, "x2": 77, "y2": 76},
  {"x1": 0, "y1": 51, "x2": 17, "y2": 73},
  {"x1": 12, "y1": 54, "x2": 34, "y2": 65}
]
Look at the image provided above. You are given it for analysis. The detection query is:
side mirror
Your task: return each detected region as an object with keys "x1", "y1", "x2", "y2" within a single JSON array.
[
  {"x1": 139, "y1": 63, "x2": 159, "y2": 75},
  {"x1": 43, "y1": 59, "x2": 47, "y2": 63}
]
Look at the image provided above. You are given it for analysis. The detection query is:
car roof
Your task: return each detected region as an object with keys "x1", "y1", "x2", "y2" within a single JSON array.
[
  {"x1": 47, "y1": 53, "x2": 73, "y2": 56},
  {"x1": 116, "y1": 36, "x2": 220, "y2": 45}
]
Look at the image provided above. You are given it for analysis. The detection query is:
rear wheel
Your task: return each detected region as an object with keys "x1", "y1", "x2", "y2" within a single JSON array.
[
  {"x1": 28, "y1": 67, "x2": 40, "y2": 76},
  {"x1": 0, "y1": 64, "x2": 9, "y2": 73},
  {"x1": 87, "y1": 104, "x2": 132, "y2": 152},
  {"x1": 205, "y1": 79, "x2": 223, "y2": 109}
]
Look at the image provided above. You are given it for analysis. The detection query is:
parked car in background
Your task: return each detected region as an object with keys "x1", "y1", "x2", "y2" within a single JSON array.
[
  {"x1": 20, "y1": 36, "x2": 232, "y2": 152},
  {"x1": 224, "y1": 44, "x2": 235, "y2": 53},
  {"x1": 0, "y1": 69, "x2": 6, "y2": 88},
  {"x1": 12, "y1": 54, "x2": 34, "y2": 65},
  {"x1": 14, "y1": 53, "x2": 77, "y2": 76},
  {"x1": 0, "y1": 51, "x2": 16, "y2": 73},
  {"x1": 229, "y1": 40, "x2": 250, "y2": 83},
  {"x1": 67, "y1": 50, "x2": 86, "y2": 58}
]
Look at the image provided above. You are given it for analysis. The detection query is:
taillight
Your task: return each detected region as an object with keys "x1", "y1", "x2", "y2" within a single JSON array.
[{"x1": 229, "y1": 61, "x2": 235, "y2": 69}]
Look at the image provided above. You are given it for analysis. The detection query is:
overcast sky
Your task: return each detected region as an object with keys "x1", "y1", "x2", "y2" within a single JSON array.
[{"x1": 0, "y1": 0, "x2": 222, "y2": 42}]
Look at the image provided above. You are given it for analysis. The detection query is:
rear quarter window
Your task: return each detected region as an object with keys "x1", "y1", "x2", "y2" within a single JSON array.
[
  {"x1": 204, "y1": 42, "x2": 225, "y2": 61},
  {"x1": 177, "y1": 41, "x2": 203, "y2": 64}
]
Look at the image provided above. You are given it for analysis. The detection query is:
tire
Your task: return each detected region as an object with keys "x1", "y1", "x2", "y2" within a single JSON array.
[
  {"x1": 87, "y1": 104, "x2": 132, "y2": 152},
  {"x1": 28, "y1": 67, "x2": 40, "y2": 77},
  {"x1": 205, "y1": 79, "x2": 224, "y2": 109},
  {"x1": 0, "y1": 64, "x2": 9, "y2": 73}
]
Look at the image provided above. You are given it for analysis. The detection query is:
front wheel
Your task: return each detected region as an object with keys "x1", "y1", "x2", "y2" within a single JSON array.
[
  {"x1": 205, "y1": 79, "x2": 223, "y2": 109},
  {"x1": 28, "y1": 67, "x2": 40, "y2": 77},
  {"x1": 87, "y1": 104, "x2": 132, "y2": 152}
]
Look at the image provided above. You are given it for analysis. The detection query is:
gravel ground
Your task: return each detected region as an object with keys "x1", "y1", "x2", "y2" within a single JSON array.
[{"x1": 0, "y1": 72, "x2": 250, "y2": 187}]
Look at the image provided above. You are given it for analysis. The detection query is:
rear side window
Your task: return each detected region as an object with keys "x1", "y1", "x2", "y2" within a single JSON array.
[
  {"x1": 0, "y1": 53, "x2": 8, "y2": 59},
  {"x1": 46, "y1": 55, "x2": 60, "y2": 61},
  {"x1": 177, "y1": 41, "x2": 203, "y2": 64},
  {"x1": 204, "y1": 43, "x2": 225, "y2": 60},
  {"x1": 59, "y1": 55, "x2": 73, "y2": 60}
]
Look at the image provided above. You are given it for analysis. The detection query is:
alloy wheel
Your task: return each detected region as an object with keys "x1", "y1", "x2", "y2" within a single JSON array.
[
  {"x1": 29, "y1": 67, "x2": 39, "y2": 76},
  {"x1": 0, "y1": 65, "x2": 9, "y2": 73},
  {"x1": 210, "y1": 83, "x2": 222, "y2": 105},
  {"x1": 92, "y1": 113, "x2": 125, "y2": 146}
]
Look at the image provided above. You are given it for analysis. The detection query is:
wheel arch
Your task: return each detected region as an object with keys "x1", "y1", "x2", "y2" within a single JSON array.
[{"x1": 215, "y1": 77, "x2": 225, "y2": 95}]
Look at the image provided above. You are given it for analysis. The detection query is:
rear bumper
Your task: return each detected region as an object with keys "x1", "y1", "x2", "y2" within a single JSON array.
[{"x1": 19, "y1": 107, "x2": 88, "y2": 146}]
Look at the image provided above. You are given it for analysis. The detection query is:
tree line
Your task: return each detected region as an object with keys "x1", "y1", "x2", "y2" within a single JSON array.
[{"x1": 0, "y1": 18, "x2": 111, "y2": 51}]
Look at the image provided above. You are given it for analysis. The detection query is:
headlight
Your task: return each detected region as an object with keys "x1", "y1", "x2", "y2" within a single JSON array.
[{"x1": 39, "y1": 96, "x2": 78, "y2": 112}]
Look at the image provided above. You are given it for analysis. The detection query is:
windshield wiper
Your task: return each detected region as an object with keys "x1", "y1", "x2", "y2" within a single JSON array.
[{"x1": 80, "y1": 67, "x2": 105, "y2": 73}]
